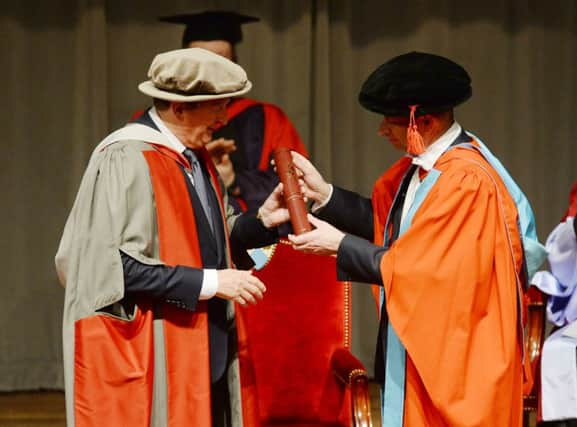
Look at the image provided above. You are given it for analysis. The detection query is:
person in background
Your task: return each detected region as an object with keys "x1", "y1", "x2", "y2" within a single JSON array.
[{"x1": 159, "y1": 10, "x2": 308, "y2": 213}]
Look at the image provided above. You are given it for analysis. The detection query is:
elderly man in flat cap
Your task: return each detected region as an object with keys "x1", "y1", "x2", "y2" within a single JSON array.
[
  {"x1": 55, "y1": 48, "x2": 288, "y2": 427},
  {"x1": 159, "y1": 10, "x2": 308, "y2": 213},
  {"x1": 288, "y1": 52, "x2": 546, "y2": 426}
]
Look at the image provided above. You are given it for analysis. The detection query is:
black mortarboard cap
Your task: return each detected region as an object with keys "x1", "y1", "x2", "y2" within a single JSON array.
[
  {"x1": 159, "y1": 11, "x2": 259, "y2": 47},
  {"x1": 358, "y1": 52, "x2": 472, "y2": 116}
]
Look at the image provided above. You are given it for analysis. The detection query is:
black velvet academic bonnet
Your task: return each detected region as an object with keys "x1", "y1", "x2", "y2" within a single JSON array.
[
  {"x1": 159, "y1": 11, "x2": 259, "y2": 47},
  {"x1": 358, "y1": 51, "x2": 472, "y2": 117}
]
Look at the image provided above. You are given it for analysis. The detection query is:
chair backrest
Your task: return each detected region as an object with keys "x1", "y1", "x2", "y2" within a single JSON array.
[{"x1": 237, "y1": 241, "x2": 352, "y2": 426}]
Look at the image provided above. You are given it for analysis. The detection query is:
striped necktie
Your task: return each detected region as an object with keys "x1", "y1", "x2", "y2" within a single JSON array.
[{"x1": 183, "y1": 148, "x2": 213, "y2": 231}]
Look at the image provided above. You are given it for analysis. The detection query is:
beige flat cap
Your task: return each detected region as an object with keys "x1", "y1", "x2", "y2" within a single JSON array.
[{"x1": 138, "y1": 48, "x2": 252, "y2": 102}]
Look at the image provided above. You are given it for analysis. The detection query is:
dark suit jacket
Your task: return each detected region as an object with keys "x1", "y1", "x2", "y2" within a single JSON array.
[
  {"x1": 120, "y1": 110, "x2": 278, "y2": 381},
  {"x1": 122, "y1": 110, "x2": 276, "y2": 307},
  {"x1": 316, "y1": 185, "x2": 386, "y2": 286}
]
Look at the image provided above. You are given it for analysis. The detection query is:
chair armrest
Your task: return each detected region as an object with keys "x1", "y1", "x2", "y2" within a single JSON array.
[
  {"x1": 331, "y1": 348, "x2": 373, "y2": 427},
  {"x1": 523, "y1": 286, "x2": 546, "y2": 411},
  {"x1": 526, "y1": 287, "x2": 546, "y2": 370}
]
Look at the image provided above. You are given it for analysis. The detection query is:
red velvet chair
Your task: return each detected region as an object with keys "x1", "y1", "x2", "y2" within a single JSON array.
[{"x1": 237, "y1": 241, "x2": 373, "y2": 426}]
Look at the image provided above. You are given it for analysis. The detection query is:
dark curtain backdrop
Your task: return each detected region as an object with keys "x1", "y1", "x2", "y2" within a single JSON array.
[{"x1": 1, "y1": 0, "x2": 575, "y2": 389}]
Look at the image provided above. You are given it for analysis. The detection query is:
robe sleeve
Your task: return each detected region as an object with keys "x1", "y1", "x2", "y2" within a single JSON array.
[
  {"x1": 233, "y1": 104, "x2": 308, "y2": 212},
  {"x1": 336, "y1": 234, "x2": 385, "y2": 284},
  {"x1": 234, "y1": 168, "x2": 279, "y2": 210},
  {"x1": 263, "y1": 104, "x2": 308, "y2": 161},
  {"x1": 316, "y1": 186, "x2": 374, "y2": 240},
  {"x1": 121, "y1": 252, "x2": 202, "y2": 311},
  {"x1": 56, "y1": 142, "x2": 200, "y2": 317},
  {"x1": 380, "y1": 166, "x2": 521, "y2": 424}
]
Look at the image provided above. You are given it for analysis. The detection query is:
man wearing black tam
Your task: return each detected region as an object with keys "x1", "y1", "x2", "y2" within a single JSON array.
[{"x1": 287, "y1": 52, "x2": 545, "y2": 426}]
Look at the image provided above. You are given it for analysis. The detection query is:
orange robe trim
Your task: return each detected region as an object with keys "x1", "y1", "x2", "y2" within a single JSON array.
[
  {"x1": 144, "y1": 145, "x2": 212, "y2": 427},
  {"x1": 73, "y1": 302, "x2": 156, "y2": 426},
  {"x1": 73, "y1": 143, "x2": 230, "y2": 427},
  {"x1": 373, "y1": 146, "x2": 524, "y2": 426}
]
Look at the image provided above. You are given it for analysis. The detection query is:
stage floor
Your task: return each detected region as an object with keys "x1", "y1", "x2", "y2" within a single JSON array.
[{"x1": 1, "y1": 384, "x2": 535, "y2": 427}]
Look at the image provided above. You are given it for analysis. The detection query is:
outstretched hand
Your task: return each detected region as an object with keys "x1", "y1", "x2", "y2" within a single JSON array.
[
  {"x1": 257, "y1": 183, "x2": 290, "y2": 228},
  {"x1": 206, "y1": 138, "x2": 236, "y2": 158},
  {"x1": 207, "y1": 138, "x2": 237, "y2": 188},
  {"x1": 288, "y1": 215, "x2": 345, "y2": 256},
  {"x1": 216, "y1": 269, "x2": 266, "y2": 306},
  {"x1": 290, "y1": 152, "x2": 332, "y2": 205}
]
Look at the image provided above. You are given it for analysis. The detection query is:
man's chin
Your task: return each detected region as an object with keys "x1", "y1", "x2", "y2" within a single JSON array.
[
  {"x1": 201, "y1": 131, "x2": 214, "y2": 144},
  {"x1": 388, "y1": 140, "x2": 405, "y2": 151}
]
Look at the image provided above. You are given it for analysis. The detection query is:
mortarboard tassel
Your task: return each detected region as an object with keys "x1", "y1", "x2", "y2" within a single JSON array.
[{"x1": 406, "y1": 105, "x2": 425, "y2": 156}]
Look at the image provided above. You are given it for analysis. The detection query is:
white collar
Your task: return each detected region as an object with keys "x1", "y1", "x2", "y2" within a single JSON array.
[
  {"x1": 148, "y1": 107, "x2": 187, "y2": 154},
  {"x1": 410, "y1": 121, "x2": 462, "y2": 171}
]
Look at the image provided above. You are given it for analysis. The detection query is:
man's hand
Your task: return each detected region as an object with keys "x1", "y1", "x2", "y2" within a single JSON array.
[
  {"x1": 207, "y1": 138, "x2": 237, "y2": 189},
  {"x1": 257, "y1": 183, "x2": 290, "y2": 229},
  {"x1": 216, "y1": 269, "x2": 266, "y2": 306},
  {"x1": 215, "y1": 153, "x2": 236, "y2": 188},
  {"x1": 288, "y1": 215, "x2": 345, "y2": 256},
  {"x1": 206, "y1": 138, "x2": 236, "y2": 158},
  {"x1": 290, "y1": 152, "x2": 332, "y2": 204}
]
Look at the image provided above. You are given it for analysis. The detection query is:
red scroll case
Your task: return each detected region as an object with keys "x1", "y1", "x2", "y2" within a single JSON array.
[{"x1": 273, "y1": 148, "x2": 312, "y2": 235}]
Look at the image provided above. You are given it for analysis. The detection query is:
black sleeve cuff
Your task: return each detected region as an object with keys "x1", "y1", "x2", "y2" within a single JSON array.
[
  {"x1": 229, "y1": 212, "x2": 280, "y2": 269},
  {"x1": 121, "y1": 251, "x2": 202, "y2": 311},
  {"x1": 336, "y1": 234, "x2": 385, "y2": 285},
  {"x1": 230, "y1": 211, "x2": 279, "y2": 249},
  {"x1": 573, "y1": 217, "x2": 577, "y2": 240},
  {"x1": 317, "y1": 186, "x2": 374, "y2": 240}
]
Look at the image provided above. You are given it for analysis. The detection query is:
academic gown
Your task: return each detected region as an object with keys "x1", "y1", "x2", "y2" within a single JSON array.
[
  {"x1": 130, "y1": 98, "x2": 307, "y2": 214},
  {"x1": 55, "y1": 122, "x2": 276, "y2": 427},
  {"x1": 318, "y1": 138, "x2": 526, "y2": 426}
]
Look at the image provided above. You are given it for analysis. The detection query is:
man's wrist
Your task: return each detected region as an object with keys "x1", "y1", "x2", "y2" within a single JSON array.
[
  {"x1": 199, "y1": 269, "x2": 218, "y2": 300},
  {"x1": 321, "y1": 183, "x2": 332, "y2": 204},
  {"x1": 312, "y1": 184, "x2": 334, "y2": 213},
  {"x1": 223, "y1": 172, "x2": 236, "y2": 188},
  {"x1": 257, "y1": 207, "x2": 270, "y2": 229}
]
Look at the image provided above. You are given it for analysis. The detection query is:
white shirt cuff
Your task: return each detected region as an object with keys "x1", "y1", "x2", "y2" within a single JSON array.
[
  {"x1": 199, "y1": 269, "x2": 218, "y2": 300},
  {"x1": 311, "y1": 184, "x2": 334, "y2": 213}
]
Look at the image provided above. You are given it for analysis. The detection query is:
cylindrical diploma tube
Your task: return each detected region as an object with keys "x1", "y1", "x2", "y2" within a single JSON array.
[{"x1": 273, "y1": 148, "x2": 312, "y2": 234}]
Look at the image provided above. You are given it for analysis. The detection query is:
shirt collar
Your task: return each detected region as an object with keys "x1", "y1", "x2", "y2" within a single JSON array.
[
  {"x1": 148, "y1": 107, "x2": 187, "y2": 154},
  {"x1": 410, "y1": 121, "x2": 462, "y2": 171}
]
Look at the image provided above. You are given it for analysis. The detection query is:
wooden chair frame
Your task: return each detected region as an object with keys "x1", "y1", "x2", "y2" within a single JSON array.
[
  {"x1": 523, "y1": 286, "x2": 547, "y2": 427},
  {"x1": 331, "y1": 348, "x2": 373, "y2": 427}
]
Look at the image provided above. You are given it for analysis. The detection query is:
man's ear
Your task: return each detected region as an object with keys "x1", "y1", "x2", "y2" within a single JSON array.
[
  {"x1": 419, "y1": 114, "x2": 432, "y2": 129},
  {"x1": 171, "y1": 102, "x2": 185, "y2": 121}
]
